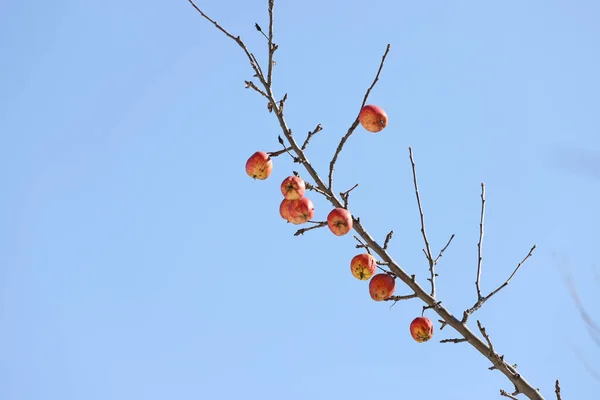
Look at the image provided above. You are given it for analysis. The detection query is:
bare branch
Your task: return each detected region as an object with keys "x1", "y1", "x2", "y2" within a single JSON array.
[
  {"x1": 191, "y1": 4, "x2": 545, "y2": 398},
  {"x1": 267, "y1": 146, "x2": 292, "y2": 157},
  {"x1": 554, "y1": 380, "x2": 562, "y2": 400},
  {"x1": 294, "y1": 221, "x2": 327, "y2": 236},
  {"x1": 328, "y1": 44, "x2": 391, "y2": 190},
  {"x1": 500, "y1": 390, "x2": 519, "y2": 400},
  {"x1": 463, "y1": 245, "x2": 536, "y2": 322},
  {"x1": 441, "y1": 338, "x2": 468, "y2": 344},
  {"x1": 434, "y1": 234, "x2": 455, "y2": 264},
  {"x1": 302, "y1": 123, "x2": 322, "y2": 150},
  {"x1": 409, "y1": 147, "x2": 436, "y2": 297},
  {"x1": 244, "y1": 80, "x2": 269, "y2": 98},
  {"x1": 341, "y1": 183, "x2": 359, "y2": 208},
  {"x1": 476, "y1": 182, "x2": 486, "y2": 300},
  {"x1": 267, "y1": 0, "x2": 275, "y2": 88},
  {"x1": 353, "y1": 235, "x2": 372, "y2": 255},
  {"x1": 385, "y1": 294, "x2": 417, "y2": 301},
  {"x1": 477, "y1": 320, "x2": 495, "y2": 355},
  {"x1": 383, "y1": 230, "x2": 394, "y2": 250}
]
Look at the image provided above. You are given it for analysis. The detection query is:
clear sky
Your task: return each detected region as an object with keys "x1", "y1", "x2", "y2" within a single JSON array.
[{"x1": 1, "y1": 1, "x2": 599, "y2": 399}]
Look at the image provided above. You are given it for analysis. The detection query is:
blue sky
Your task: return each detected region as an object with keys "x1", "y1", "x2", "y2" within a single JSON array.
[{"x1": 1, "y1": 0, "x2": 599, "y2": 399}]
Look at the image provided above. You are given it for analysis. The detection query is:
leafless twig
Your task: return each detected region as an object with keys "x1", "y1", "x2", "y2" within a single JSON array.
[
  {"x1": 441, "y1": 338, "x2": 468, "y2": 344},
  {"x1": 266, "y1": 0, "x2": 276, "y2": 88},
  {"x1": 244, "y1": 80, "x2": 268, "y2": 97},
  {"x1": 409, "y1": 147, "x2": 436, "y2": 297},
  {"x1": 383, "y1": 230, "x2": 394, "y2": 250},
  {"x1": 328, "y1": 44, "x2": 391, "y2": 190},
  {"x1": 500, "y1": 390, "x2": 519, "y2": 400},
  {"x1": 353, "y1": 235, "x2": 372, "y2": 254},
  {"x1": 554, "y1": 380, "x2": 562, "y2": 400},
  {"x1": 294, "y1": 221, "x2": 327, "y2": 236},
  {"x1": 386, "y1": 294, "x2": 417, "y2": 301},
  {"x1": 476, "y1": 182, "x2": 486, "y2": 299},
  {"x1": 463, "y1": 245, "x2": 536, "y2": 322},
  {"x1": 341, "y1": 183, "x2": 359, "y2": 208},
  {"x1": 434, "y1": 234, "x2": 455, "y2": 264},
  {"x1": 302, "y1": 123, "x2": 322, "y2": 150}
]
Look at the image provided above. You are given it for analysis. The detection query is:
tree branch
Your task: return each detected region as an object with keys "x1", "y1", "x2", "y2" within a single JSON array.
[
  {"x1": 190, "y1": 4, "x2": 544, "y2": 398},
  {"x1": 409, "y1": 147, "x2": 436, "y2": 297},
  {"x1": 476, "y1": 182, "x2": 486, "y2": 300},
  {"x1": 328, "y1": 44, "x2": 391, "y2": 190},
  {"x1": 463, "y1": 245, "x2": 536, "y2": 322}
]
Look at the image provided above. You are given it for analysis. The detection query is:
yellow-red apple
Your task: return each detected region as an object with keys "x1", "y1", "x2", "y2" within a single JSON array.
[
  {"x1": 369, "y1": 273, "x2": 396, "y2": 301},
  {"x1": 245, "y1": 151, "x2": 273, "y2": 180},
  {"x1": 279, "y1": 198, "x2": 294, "y2": 222},
  {"x1": 287, "y1": 197, "x2": 314, "y2": 225},
  {"x1": 359, "y1": 104, "x2": 388, "y2": 133},
  {"x1": 327, "y1": 208, "x2": 353, "y2": 236},
  {"x1": 410, "y1": 317, "x2": 434, "y2": 343},
  {"x1": 350, "y1": 253, "x2": 377, "y2": 280},
  {"x1": 280, "y1": 176, "x2": 306, "y2": 200}
]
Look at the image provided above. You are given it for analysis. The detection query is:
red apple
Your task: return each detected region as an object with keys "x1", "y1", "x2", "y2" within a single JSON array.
[
  {"x1": 279, "y1": 198, "x2": 294, "y2": 222},
  {"x1": 369, "y1": 273, "x2": 396, "y2": 301},
  {"x1": 280, "y1": 176, "x2": 306, "y2": 200},
  {"x1": 245, "y1": 151, "x2": 273, "y2": 180},
  {"x1": 350, "y1": 253, "x2": 377, "y2": 280},
  {"x1": 287, "y1": 197, "x2": 315, "y2": 225},
  {"x1": 410, "y1": 317, "x2": 434, "y2": 343},
  {"x1": 359, "y1": 104, "x2": 388, "y2": 133},
  {"x1": 327, "y1": 208, "x2": 353, "y2": 236}
]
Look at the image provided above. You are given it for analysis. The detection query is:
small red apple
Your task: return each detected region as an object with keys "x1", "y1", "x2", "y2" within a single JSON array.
[
  {"x1": 287, "y1": 197, "x2": 315, "y2": 225},
  {"x1": 327, "y1": 208, "x2": 353, "y2": 236},
  {"x1": 245, "y1": 151, "x2": 273, "y2": 180},
  {"x1": 359, "y1": 104, "x2": 388, "y2": 133},
  {"x1": 280, "y1": 176, "x2": 306, "y2": 200},
  {"x1": 369, "y1": 273, "x2": 396, "y2": 301},
  {"x1": 410, "y1": 316, "x2": 434, "y2": 343},
  {"x1": 279, "y1": 198, "x2": 294, "y2": 222},
  {"x1": 350, "y1": 253, "x2": 377, "y2": 280}
]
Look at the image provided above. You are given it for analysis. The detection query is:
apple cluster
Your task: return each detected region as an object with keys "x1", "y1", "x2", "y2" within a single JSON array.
[{"x1": 245, "y1": 106, "x2": 433, "y2": 343}]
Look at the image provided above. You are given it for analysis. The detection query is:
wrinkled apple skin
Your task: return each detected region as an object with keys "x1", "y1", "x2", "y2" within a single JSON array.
[
  {"x1": 287, "y1": 197, "x2": 315, "y2": 225},
  {"x1": 327, "y1": 208, "x2": 353, "y2": 236},
  {"x1": 280, "y1": 176, "x2": 306, "y2": 200},
  {"x1": 369, "y1": 273, "x2": 396, "y2": 301},
  {"x1": 279, "y1": 198, "x2": 294, "y2": 222},
  {"x1": 245, "y1": 151, "x2": 273, "y2": 180},
  {"x1": 410, "y1": 317, "x2": 434, "y2": 343},
  {"x1": 350, "y1": 253, "x2": 377, "y2": 280},
  {"x1": 359, "y1": 104, "x2": 388, "y2": 133}
]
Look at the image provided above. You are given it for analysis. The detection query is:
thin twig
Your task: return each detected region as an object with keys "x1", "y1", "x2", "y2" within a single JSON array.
[
  {"x1": 268, "y1": 146, "x2": 292, "y2": 157},
  {"x1": 301, "y1": 124, "x2": 322, "y2": 150},
  {"x1": 328, "y1": 44, "x2": 391, "y2": 190},
  {"x1": 555, "y1": 380, "x2": 562, "y2": 400},
  {"x1": 267, "y1": 0, "x2": 275, "y2": 88},
  {"x1": 294, "y1": 221, "x2": 327, "y2": 236},
  {"x1": 385, "y1": 294, "x2": 417, "y2": 301},
  {"x1": 477, "y1": 320, "x2": 495, "y2": 355},
  {"x1": 500, "y1": 390, "x2": 519, "y2": 400},
  {"x1": 463, "y1": 245, "x2": 537, "y2": 322},
  {"x1": 476, "y1": 182, "x2": 486, "y2": 300},
  {"x1": 245, "y1": 80, "x2": 269, "y2": 97},
  {"x1": 409, "y1": 147, "x2": 435, "y2": 297},
  {"x1": 353, "y1": 235, "x2": 371, "y2": 254},
  {"x1": 304, "y1": 182, "x2": 332, "y2": 200},
  {"x1": 383, "y1": 230, "x2": 394, "y2": 250},
  {"x1": 254, "y1": 23, "x2": 268, "y2": 40},
  {"x1": 434, "y1": 234, "x2": 455, "y2": 264},
  {"x1": 341, "y1": 183, "x2": 359, "y2": 208},
  {"x1": 440, "y1": 338, "x2": 468, "y2": 344}
]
